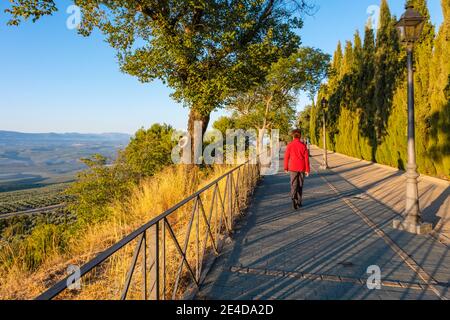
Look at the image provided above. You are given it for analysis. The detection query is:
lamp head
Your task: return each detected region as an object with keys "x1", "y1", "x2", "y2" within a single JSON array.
[{"x1": 395, "y1": 5, "x2": 425, "y2": 44}]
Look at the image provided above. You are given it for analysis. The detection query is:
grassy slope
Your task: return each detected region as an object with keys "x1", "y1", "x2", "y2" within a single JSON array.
[{"x1": 0, "y1": 164, "x2": 252, "y2": 300}]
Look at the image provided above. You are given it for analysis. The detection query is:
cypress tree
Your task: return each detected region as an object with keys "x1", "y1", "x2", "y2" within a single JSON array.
[
  {"x1": 406, "y1": 0, "x2": 437, "y2": 175},
  {"x1": 324, "y1": 43, "x2": 344, "y2": 151},
  {"x1": 330, "y1": 42, "x2": 344, "y2": 83},
  {"x1": 374, "y1": 0, "x2": 401, "y2": 147},
  {"x1": 428, "y1": 0, "x2": 450, "y2": 178},
  {"x1": 378, "y1": 82, "x2": 409, "y2": 169},
  {"x1": 334, "y1": 39, "x2": 360, "y2": 158},
  {"x1": 352, "y1": 31, "x2": 364, "y2": 111},
  {"x1": 342, "y1": 40, "x2": 355, "y2": 75},
  {"x1": 360, "y1": 24, "x2": 377, "y2": 161},
  {"x1": 309, "y1": 100, "x2": 318, "y2": 145},
  {"x1": 311, "y1": 85, "x2": 329, "y2": 148}
]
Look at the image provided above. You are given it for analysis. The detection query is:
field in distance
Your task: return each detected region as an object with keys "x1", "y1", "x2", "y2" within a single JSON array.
[
  {"x1": 0, "y1": 130, "x2": 130, "y2": 241},
  {"x1": 0, "y1": 183, "x2": 70, "y2": 216},
  {"x1": 0, "y1": 183, "x2": 74, "y2": 243}
]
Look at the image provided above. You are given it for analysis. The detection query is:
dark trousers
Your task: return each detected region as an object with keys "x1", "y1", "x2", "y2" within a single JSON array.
[{"x1": 290, "y1": 172, "x2": 305, "y2": 204}]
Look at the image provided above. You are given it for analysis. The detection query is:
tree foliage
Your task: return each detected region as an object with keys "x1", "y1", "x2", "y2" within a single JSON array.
[
  {"x1": 122, "y1": 124, "x2": 176, "y2": 178},
  {"x1": 66, "y1": 123, "x2": 176, "y2": 225},
  {"x1": 222, "y1": 47, "x2": 329, "y2": 138},
  {"x1": 297, "y1": 105, "x2": 312, "y2": 138},
  {"x1": 428, "y1": 0, "x2": 450, "y2": 175}
]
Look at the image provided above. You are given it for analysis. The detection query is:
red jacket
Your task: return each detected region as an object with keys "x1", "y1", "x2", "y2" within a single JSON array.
[{"x1": 284, "y1": 139, "x2": 310, "y2": 173}]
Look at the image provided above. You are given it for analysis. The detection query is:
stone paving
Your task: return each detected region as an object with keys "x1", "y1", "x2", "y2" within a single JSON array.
[{"x1": 195, "y1": 148, "x2": 450, "y2": 300}]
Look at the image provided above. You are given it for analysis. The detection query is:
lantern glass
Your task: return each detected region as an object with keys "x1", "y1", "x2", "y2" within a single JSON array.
[
  {"x1": 414, "y1": 19, "x2": 425, "y2": 39},
  {"x1": 396, "y1": 6, "x2": 425, "y2": 43},
  {"x1": 397, "y1": 24, "x2": 406, "y2": 41}
]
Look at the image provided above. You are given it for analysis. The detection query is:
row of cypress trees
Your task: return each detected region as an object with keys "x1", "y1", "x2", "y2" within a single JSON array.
[{"x1": 310, "y1": 0, "x2": 449, "y2": 179}]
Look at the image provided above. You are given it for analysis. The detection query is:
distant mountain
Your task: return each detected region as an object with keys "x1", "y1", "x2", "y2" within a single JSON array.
[{"x1": 0, "y1": 131, "x2": 131, "y2": 143}]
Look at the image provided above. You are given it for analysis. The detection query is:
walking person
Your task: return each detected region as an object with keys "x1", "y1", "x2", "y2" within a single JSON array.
[{"x1": 284, "y1": 129, "x2": 310, "y2": 210}]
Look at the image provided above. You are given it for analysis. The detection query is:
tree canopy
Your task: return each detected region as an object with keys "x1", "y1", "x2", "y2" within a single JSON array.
[
  {"x1": 66, "y1": 123, "x2": 176, "y2": 225},
  {"x1": 220, "y1": 47, "x2": 329, "y2": 138}
]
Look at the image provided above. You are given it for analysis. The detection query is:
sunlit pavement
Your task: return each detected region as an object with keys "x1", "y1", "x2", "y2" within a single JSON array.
[{"x1": 195, "y1": 148, "x2": 450, "y2": 300}]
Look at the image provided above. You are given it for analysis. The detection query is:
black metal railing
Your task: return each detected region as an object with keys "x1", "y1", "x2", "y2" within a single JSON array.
[{"x1": 35, "y1": 158, "x2": 261, "y2": 300}]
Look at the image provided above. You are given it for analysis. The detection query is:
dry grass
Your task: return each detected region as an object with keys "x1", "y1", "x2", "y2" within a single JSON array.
[{"x1": 0, "y1": 163, "x2": 258, "y2": 300}]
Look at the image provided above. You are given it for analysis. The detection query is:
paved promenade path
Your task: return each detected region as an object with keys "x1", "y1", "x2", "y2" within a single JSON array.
[{"x1": 196, "y1": 147, "x2": 450, "y2": 300}]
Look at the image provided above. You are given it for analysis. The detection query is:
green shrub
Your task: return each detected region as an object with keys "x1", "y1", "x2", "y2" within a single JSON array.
[{"x1": 22, "y1": 224, "x2": 67, "y2": 271}]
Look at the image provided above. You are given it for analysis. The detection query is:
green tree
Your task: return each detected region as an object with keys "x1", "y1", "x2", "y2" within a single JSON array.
[
  {"x1": 405, "y1": 0, "x2": 437, "y2": 174},
  {"x1": 213, "y1": 116, "x2": 236, "y2": 136},
  {"x1": 66, "y1": 154, "x2": 133, "y2": 226},
  {"x1": 360, "y1": 23, "x2": 376, "y2": 160},
  {"x1": 309, "y1": 100, "x2": 319, "y2": 145},
  {"x1": 428, "y1": 0, "x2": 450, "y2": 177},
  {"x1": 122, "y1": 124, "x2": 176, "y2": 179},
  {"x1": 374, "y1": 0, "x2": 401, "y2": 144},
  {"x1": 226, "y1": 48, "x2": 329, "y2": 142},
  {"x1": 311, "y1": 85, "x2": 332, "y2": 149},
  {"x1": 66, "y1": 123, "x2": 176, "y2": 225},
  {"x1": 329, "y1": 41, "x2": 343, "y2": 83},
  {"x1": 320, "y1": 42, "x2": 343, "y2": 150},
  {"x1": 334, "y1": 38, "x2": 361, "y2": 158},
  {"x1": 297, "y1": 105, "x2": 312, "y2": 138}
]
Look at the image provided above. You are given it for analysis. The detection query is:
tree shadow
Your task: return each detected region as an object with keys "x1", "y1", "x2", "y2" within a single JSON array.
[
  {"x1": 428, "y1": 102, "x2": 450, "y2": 168},
  {"x1": 397, "y1": 152, "x2": 405, "y2": 171},
  {"x1": 197, "y1": 156, "x2": 446, "y2": 300},
  {"x1": 421, "y1": 186, "x2": 449, "y2": 228}
]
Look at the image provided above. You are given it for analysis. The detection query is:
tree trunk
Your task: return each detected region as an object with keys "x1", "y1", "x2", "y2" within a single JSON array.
[
  {"x1": 258, "y1": 124, "x2": 271, "y2": 157},
  {"x1": 181, "y1": 109, "x2": 211, "y2": 195},
  {"x1": 188, "y1": 109, "x2": 210, "y2": 139},
  {"x1": 263, "y1": 94, "x2": 273, "y2": 130},
  {"x1": 187, "y1": 108, "x2": 211, "y2": 164}
]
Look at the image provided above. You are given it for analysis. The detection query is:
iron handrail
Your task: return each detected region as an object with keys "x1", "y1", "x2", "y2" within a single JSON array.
[{"x1": 35, "y1": 156, "x2": 261, "y2": 300}]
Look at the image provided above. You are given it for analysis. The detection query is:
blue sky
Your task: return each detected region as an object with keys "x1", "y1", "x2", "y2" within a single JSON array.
[{"x1": 0, "y1": 0, "x2": 444, "y2": 134}]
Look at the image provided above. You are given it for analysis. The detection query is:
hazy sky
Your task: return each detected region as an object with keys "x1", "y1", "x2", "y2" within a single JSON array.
[{"x1": 0, "y1": 0, "x2": 444, "y2": 134}]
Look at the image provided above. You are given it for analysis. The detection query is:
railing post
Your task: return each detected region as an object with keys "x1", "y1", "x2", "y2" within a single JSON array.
[
  {"x1": 155, "y1": 222, "x2": 160, "y2": 300},
  {"x1": 228, "y1": 174, "x2": 233, "y2": 230},
  {"x1": 149, "y1": 224, "x2": 158, "y2": 300},
  {"x1": 215, "y1": 183, "x2": 219, "y2": 241},
  {"x1": 162, "y1": 220, "x2": 166, "y2": 300},
  {"x1": 236, "y1": 168, "x2": 240, "y2": 212},
  {"x1": 247, "y1": 163, "x2": 251, "y2": 197},
  {"x1": 196, "y1": 196, "x2": 200, "y2": 282},
  {"x1": 142, "y1": 231, "x2": 147, "y2": 300}
]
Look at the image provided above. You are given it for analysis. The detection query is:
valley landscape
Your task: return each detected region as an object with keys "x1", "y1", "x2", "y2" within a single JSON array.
[
  {"x1": 0, "y1": 131, "x2": 130, "y2": 192},
  {"x1": 0, "y1": 130, "x2": 130, "y2": 234}
]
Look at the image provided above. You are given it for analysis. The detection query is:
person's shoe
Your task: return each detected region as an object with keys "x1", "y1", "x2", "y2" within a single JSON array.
[
  {"x1": 292, "y1": 199, "x2": 298, "y2": 210},
  {"x1": 297, "y1": 201, "x2": 303, "y2": 208}
]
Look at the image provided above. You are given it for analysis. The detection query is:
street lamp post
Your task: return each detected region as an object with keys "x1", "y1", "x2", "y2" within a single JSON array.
[
  {"x1": 320, "y1": 98, "x2": 329, "y2": 170},
  {"x1": 393, "y1": 5, "x2": 432, "y2": 235}
]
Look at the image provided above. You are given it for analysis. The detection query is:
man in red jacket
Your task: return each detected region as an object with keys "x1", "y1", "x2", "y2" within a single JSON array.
[{"x1": 284, "y1": 129, "x2": 310, "y2": 210}]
